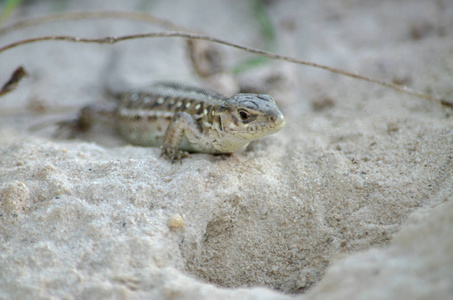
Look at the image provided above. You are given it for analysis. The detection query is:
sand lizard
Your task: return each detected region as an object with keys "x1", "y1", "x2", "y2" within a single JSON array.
[{"x1": 71, "y1": 82, "x2": 286, "y2": 162}]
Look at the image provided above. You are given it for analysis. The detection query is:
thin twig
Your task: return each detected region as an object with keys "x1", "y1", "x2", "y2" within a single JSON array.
[
  {"x1": 0, "y1": 11, "x2": 191, "y2": 36},
  {"x1": 0, "y1": 31, "x2": 450, "y2": 107}
]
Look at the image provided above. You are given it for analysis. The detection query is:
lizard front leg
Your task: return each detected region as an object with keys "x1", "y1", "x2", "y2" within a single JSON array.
[{"x1": 161, "y1": 112, "x2": 202, "y2": 163}]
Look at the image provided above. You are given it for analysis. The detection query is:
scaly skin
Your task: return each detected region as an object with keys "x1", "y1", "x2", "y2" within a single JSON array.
[{"x1": 75, "y1": 82, "x2": 286, "y2": 162}]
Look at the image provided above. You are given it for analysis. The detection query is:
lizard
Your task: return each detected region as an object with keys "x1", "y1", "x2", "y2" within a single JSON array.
[{"x1": 65, "y1": 81, "x2": 286, "y2": 163}]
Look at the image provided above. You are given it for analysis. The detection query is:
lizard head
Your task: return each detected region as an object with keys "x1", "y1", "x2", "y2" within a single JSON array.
[{"x1": 219, "y1": 93, "x2": 286, "y2": 142}]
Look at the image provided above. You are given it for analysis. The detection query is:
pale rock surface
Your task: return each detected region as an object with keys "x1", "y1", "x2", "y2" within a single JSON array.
[
  {"x1": 302, "y1": 201, "x2": 453, "y2": 300},
  {"x1": 0, "y1": 0, "x2": 452, "y2": 299}
]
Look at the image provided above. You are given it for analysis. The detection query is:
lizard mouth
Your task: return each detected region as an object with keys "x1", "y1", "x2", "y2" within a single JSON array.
[{"x1": 245, "y1": 113, "x2": 286, "y2": 136}]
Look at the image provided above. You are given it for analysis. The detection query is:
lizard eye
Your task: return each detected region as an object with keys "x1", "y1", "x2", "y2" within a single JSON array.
[{"x1": 239, "y1": 110, "x2": 250, "y2": 121}]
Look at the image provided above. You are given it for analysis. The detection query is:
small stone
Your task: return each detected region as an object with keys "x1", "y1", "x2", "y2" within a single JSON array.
[
  {"x1": 311, "y1": 96, "x2": 335, "y2": 111},
  {"x1": 387, "y1": 122, "x2": 399, "y2": 132},
  {"x1": 169, "y1": 214, "x2": 185, "y2": 231}
]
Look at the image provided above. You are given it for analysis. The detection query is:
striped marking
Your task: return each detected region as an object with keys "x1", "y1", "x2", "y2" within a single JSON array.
[{"x1": 119, "y1": 108, "x2": 174, "y2": 119}]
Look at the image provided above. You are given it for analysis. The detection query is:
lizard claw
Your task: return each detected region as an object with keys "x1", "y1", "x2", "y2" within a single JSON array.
[
  {"x1": 53, "y1": 106, "x2": 94, "y2": 139},
  {"x1": 160, "y1": 145, "x2": 189, "y2": 164},
  {"x1": 52, "y1": 119, "x2": 84, "y2": 139}
]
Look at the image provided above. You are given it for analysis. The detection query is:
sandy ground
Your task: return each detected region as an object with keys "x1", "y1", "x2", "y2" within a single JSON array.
[{"x1": 0, "y1": 0, "x2": 452, "y2": 299}]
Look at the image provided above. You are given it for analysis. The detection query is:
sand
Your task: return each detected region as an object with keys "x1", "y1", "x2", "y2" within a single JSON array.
[{"x1": 0, "y1": 0, "x2": 452, "y2": 299}]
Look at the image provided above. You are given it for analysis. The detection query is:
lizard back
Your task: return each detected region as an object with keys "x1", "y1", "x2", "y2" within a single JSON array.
[{"x1": 113, "y1": 82, "x2": 227, "y2": 149}]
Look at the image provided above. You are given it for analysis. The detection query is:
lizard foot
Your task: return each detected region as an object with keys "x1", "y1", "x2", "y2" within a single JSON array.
[
  {"x1": 51, "y1": 119, "x2": 83, "y2": 139},
  {"x1": 51, "y1": 106, "x2": 94, "y2": 139},
  {"x1": 160, "y1": 145, "x2": 190, "y2": 164}
]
